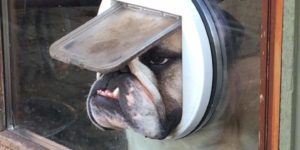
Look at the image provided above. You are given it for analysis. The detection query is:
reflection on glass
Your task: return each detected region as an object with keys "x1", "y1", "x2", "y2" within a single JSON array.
[
  {"x1": 8, "y1": 1, "x2": 127, "y2": 150},
  {"x1": 7, "y1": 0, "x2": 261, "y2": 150},
  {"x1": 125, "y1": 1, "x2": 261, "y2": 150}
]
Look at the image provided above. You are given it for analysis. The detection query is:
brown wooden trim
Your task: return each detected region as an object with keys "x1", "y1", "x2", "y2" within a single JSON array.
[
  {"x1": 0, "y1": 130, "x2": 48, "y2": 150},
  {"x1": 260, "y1": 0, "x2": 283, "y2": 149},
  {"x1": 0, "y1": 2, "x2": 7, "y2": 130}
]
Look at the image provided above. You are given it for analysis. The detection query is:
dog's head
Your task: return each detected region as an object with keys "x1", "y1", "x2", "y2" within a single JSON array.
[{"x1": 87, "y1": 31, "x2": 182, "y2": 139}]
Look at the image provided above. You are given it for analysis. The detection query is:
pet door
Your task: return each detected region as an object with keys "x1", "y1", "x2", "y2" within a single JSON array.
[{"x1": 50, "y1": 3, "x2": 181, "y2": 73}]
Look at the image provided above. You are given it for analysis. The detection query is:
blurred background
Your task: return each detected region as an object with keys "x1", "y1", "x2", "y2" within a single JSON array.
[{"x1": 7, "y1": 0, "x2": 128, "y2": 150}]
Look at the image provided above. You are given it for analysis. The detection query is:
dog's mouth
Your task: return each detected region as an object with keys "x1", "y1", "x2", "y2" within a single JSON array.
[
  {"x1": 92, "y1": 72, "x2": 154, "y2": 104},
  {"x1": 96, "y1": 88, "x2": 119, "y2": 100},
  {"x1": 87, "y1": 72, "x2": 169, "y2": 139}
]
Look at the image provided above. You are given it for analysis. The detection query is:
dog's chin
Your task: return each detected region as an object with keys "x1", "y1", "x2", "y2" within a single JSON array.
[{"x1": 88, "y1": 72, "x2": 175, "y2": 139}]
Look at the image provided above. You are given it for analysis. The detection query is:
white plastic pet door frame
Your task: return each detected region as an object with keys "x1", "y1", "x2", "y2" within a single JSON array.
[{"x1": 98, "y1": 0, "x2": 214, "y2": 139}]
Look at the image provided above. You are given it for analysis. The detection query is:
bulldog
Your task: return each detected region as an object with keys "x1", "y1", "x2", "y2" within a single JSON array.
[{"x1": 86, "y1": 1, "x2": 259, "y2": 150}]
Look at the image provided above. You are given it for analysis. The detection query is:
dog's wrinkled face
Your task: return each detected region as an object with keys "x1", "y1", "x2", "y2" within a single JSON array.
[{"x1": 88, "y1": 31, "x2": 182, "y2": 139}]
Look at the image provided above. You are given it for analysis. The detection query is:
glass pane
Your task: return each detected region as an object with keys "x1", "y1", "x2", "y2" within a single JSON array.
[
  {"x1": 6, "y1": 0, "x2": 261, "y2": 150},
  {"x1": 7, "y1": 1, "x2": 127, "y2": 149},
  {"x1": 125, "y1": 1, "x2": 261, "y2": 149}
]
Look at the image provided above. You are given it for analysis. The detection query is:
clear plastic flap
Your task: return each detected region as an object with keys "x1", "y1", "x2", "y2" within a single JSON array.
[{"x1": 50, "y1": 3, "x2": 181, "y2": 73}]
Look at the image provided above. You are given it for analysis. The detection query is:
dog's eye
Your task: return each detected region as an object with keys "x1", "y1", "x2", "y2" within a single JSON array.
[{"x1": 149, "y1": 57, "x2": 169, "y2": 65}]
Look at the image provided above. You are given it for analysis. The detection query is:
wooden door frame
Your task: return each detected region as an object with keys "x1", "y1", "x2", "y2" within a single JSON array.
[{"x1": 260, "y1": 0, "x2": 283, "y2": 149}]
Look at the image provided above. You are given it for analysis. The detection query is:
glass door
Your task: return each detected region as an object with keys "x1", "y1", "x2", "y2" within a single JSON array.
[{"x1": 1, "y1": 0, "x2": 262, "y2": 149}]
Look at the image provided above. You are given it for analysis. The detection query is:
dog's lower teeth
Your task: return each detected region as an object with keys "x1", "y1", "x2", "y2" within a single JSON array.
[
  {"x1": 97, "y1": 89, "x2": 118, "y2": 100},
  {"x1": 113, "y1": 88, "x2": 119, "y2": 97},
  {"x1": 97, "y1": 90, "x2": 104, "y2": 95}
]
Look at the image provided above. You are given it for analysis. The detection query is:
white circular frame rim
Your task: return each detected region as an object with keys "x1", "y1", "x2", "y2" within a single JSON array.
[{"x1": 98, "y1": 0, "x2": 213, "y2": 139}]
